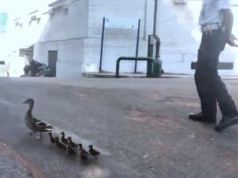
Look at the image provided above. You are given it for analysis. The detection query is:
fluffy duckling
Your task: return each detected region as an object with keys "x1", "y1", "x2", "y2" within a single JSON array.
[
  {"x1": 55, "y1": 136, "x2": 67, "y2": 150},
  {"x1": 78, "y1": 144, "x2": 89, "y2": 161},
  {"x1": 88, "y1": 145, "x2": 100, "y2": 158},
  {"x1": 67, "y1": 137, "x2": 77, "y2": 148},
  {"x1": 23, "y1": 98, "x2": 53, "y2": 140},
  {"x1": 60, "y1": 132, "x2": 67, "y2": 145},
  {"x1": 66, "y1": 138, "x2": 77, "y2": 155}
]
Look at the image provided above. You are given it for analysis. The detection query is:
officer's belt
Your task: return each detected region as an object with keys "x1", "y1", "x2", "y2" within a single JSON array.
[{"x1": 201, "y1": 23, "x2": 220, "y2": 32}]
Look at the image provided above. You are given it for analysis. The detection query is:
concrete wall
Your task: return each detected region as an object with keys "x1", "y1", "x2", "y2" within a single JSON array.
[
  {"x1": 82, "y1": 0, "x2": 202, "y2": 74},
  {"x1": 5, "y1": 0, "x2": 238, "y2": 77},
  {"x1": 159, "y1": 0, "x2": 238, "y2": 75},
  {"x1": 83, "y1": 0, "x2": 151, "y2": 73},
  {"x1": 34, "y1": 0, "x2": 88, "y2": 78}
]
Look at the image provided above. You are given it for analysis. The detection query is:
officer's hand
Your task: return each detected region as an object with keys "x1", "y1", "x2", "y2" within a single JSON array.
[{"x1": 227, "y1": 34, "x2": 238, "y2": 47}]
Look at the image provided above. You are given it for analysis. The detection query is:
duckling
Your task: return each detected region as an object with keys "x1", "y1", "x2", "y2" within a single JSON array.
[
  {"x1": 67, "y1": 137, "x2": 77, "y2": 148},
  {"x1": 88, "y1": 145, "x2": 100, "y2": 158},
  {"x1": 66, "y1": 138, "x2": 77, "y2": 155},
  {"x1": 23, "y1": 98, "x2": 53, "y2": 140},
  {"x1": 78, "y1": 144, "x2": 89, "y2": 161},
  {"x1": 48, "y1": 132, "x2": 56, "y2": 144},
  {"x1": 55, "y1": 136, "x2": 67, "y2": 150},
  {"x1": 66, "y1": 145, "x2": 77, "y2": 155},
  {"x1": 60, "y1": 132, "x2": 67, "y2": 145}
]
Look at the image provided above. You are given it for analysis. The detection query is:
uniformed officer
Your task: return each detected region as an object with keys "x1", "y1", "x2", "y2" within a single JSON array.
[{"x1": 188, "y1": 0, "x2": 238, "y2": 132}]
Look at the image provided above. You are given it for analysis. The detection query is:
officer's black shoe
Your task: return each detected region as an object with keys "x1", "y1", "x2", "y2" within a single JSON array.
[
  {"x1": 188, "y1": 112, "x2": 216, "y2": 124},
  {"x1": 214, "y1": 115, "x2": 238, "y2": 132}
]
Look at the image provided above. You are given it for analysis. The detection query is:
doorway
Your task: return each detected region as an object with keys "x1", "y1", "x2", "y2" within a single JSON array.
[{"x1": 48, "y1": 50, "x2": 57, "y2": 77}]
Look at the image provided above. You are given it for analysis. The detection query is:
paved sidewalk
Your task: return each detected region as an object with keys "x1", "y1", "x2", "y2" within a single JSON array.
[
  {"x1": 0, "y1": 77, "x2": 238, "y2": 178},
  {"x1": 0, "y1": 141, "x2": 43, "y2": 178}
]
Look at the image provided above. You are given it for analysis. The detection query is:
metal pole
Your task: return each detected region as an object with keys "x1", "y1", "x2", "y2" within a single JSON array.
[
  {"x1": 135, "y1": 19, "x2": 141, "y2": 58},
  {"x1": 153, "y1": 0, "x2": 158, "y2": 36},
  {"x1": 134, "y1": 19, "x2": 141, "y2": 73},
  {"x1": 99, "y1": 17, "x2": 106, "y2": 73},
  {"x1": 143, "y1": 0, "x2": 147, "y2": 40}
]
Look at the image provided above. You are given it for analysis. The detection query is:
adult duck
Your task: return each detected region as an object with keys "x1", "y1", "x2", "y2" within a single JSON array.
[{"x1": 23, "y1": 98, "x2": 53, "y2": 140}]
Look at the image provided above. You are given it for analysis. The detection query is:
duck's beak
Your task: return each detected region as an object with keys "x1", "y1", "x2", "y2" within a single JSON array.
[{"x1": 22, "y1": 100, "x2": 28, "y2": 104}]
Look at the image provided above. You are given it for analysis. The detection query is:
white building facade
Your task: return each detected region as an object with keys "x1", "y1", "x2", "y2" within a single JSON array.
[
  {"x1": 33, "y1": 0, "x2": 157, "y2": 78},
  {"x1": 3, "y1": 0, "x2": 238, "y2": 78}
]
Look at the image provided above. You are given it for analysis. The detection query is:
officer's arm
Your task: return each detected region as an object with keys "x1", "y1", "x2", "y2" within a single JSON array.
[
  {"x1": 220, "y1": 9, "x2": 233, "y2": 41},
  {"x1": 220, "y1": 8, "x2": 238, "y2": 46}
]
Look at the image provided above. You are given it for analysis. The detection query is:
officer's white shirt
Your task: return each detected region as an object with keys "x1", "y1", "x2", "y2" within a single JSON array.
[{"x1": 199, "y1": 0, "x2": 231, "y2": 26}]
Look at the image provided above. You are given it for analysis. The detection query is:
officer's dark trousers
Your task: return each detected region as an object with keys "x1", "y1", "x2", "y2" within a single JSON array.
[{"x1": 195, "y1": 29, "x2": 238, "y2": 119}]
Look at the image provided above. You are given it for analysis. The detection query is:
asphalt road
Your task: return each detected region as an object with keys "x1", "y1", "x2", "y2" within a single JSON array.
[{"x1": 0, "y1": 77, "x2": 238, "y2": 178}]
